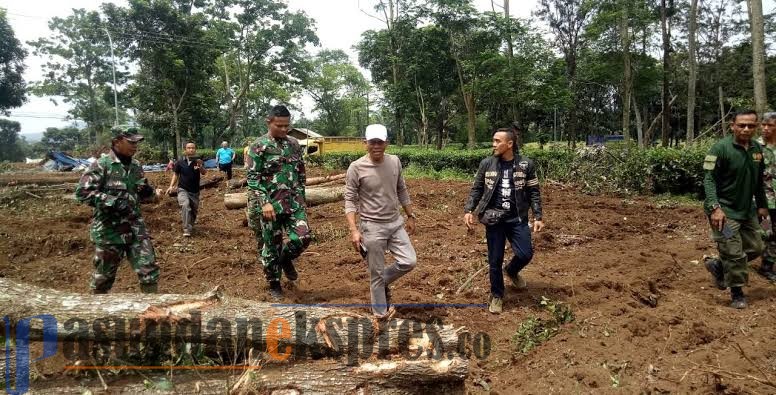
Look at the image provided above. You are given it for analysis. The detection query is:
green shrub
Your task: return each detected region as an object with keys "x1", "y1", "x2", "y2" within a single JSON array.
[{"x1": 312, "y1": 141, "x2": 713, "y2": 196}]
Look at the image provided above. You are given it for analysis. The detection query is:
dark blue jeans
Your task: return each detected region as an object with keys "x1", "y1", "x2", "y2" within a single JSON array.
[{"x1": 486, "y1": 221, "x2": 534, "y2": 298}]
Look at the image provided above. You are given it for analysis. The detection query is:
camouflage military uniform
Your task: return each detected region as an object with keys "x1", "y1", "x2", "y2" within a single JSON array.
[
  {"x1": 246, "y1": 133, "x2": 311, "y2": 282},
  {"x1": 75, "y1": 150, "x2": 160, "y2": 293},
  {"x1": 758, "y1": 139, "x2": 776, "y2": 270}
]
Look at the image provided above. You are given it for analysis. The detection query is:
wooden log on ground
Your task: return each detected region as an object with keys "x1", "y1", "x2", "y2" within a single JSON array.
[
  {"x1": 224, "y1": 186, "x2": 345, "y2": 209},
  {"x1": 31, "y1": 358, "x2": 467, "y2": 394},
  {"x1": 168, "y1": 175, "x2": 224, "y2": 196},
  {"x1": 228, "y1": 173, "x2": 345, "y2": 190},
  {"x1": 0, "y1": 173, "x2": 82, "y2": 186},
  {"x1": 0, "y1": 278, "x2": 466, "y2": 360}
]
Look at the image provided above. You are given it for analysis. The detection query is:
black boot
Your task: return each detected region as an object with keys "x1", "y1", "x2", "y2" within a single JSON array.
[
  {"x1": 704, "y1": 256, "x2": 726, "y2": 290},
  {"x1": 757, "y1": 262, "x2": 776, "y2": 281},
  {"x1": 269, "y1": 280, "x2": 283, "y2": 301},
  {"x1": 279, "y1": 252, "x2": 298, "y2": 281},
  {"x1": 730, "y1": 287, "x2": 747, "y2": 309}
]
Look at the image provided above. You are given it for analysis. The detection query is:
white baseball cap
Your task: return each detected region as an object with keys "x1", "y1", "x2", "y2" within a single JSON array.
[{"x1": 365, "y1": 124, "x2": 388, "y2": 141}]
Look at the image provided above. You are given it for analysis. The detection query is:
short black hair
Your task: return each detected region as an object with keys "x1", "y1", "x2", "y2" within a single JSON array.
[
  {"x1": 495, "y1": 127, "x2": 516, "y2": 146},
  {"x1": 732, "y1": 109, "x2": 758, "y2": 123},
  {"x1": 185, "y1": 140, "x2": 196, "y2": 147},
  {"x1": 268, "y1": 105, "x2": 291, "y2": 118}
]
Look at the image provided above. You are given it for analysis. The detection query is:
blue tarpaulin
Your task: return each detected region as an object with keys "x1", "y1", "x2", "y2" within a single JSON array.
[{"x1": 45, "y1": 151, "x2": 91, "y2": 172}]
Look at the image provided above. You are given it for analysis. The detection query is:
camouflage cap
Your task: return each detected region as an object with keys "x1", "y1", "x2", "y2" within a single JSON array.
[{"x1": 111, "y1": 126, "x2": 144, "y2": 142}]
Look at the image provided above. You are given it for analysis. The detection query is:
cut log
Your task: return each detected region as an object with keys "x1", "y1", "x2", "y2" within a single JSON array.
[
  {"x1": 0, "y1": 278, "x2": 467, "y2": 361},
  {"x1": 224, "y1": 186, "x2": 345, "y2": 210},
  {"x1": 31, "y1": 358, "x2": 467, "y2": 394},
  {"x1": 168, "y1": 176, "x2": 224, "y2": 196},
  {"x1": 228, "y1": 173, "x2": 345, "y2": 190},
  {"x1": 0, "y1": 173, "x2": 82, "y2": 186}
]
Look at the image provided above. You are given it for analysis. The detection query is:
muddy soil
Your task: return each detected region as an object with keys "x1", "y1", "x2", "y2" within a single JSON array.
[{"x1": 1, "y1": 168, "x2": 775, "y2": 394}]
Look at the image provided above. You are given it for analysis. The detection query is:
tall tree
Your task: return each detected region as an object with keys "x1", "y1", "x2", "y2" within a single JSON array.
[
  {"x1": 305, "y1": 50, "x2": 369, "y2": 136},
  {"x1": 0, "y1": 119, "x2": 25, "y2": 162},
  {"x1": 686, "y1": 0, "x2": 699, "y2": 143},
  {"x1": 660, "y1": 0, "x2": 672, "y2": 147},
  {"x1": 746, "y1": 0, "x2": 768, "y2": 116},
  {"x1": 28, "y1": 9, "x2": 125, "y2": 143},
  {"x1": 619, "y1": 0, "x2": 632, "y2": 142},
  {"x1": 536, "y1": 0, "x2": 593, "y2": 148},
  {"x1": 104, "y1": 0, "x2": 222, "y2": 158},
  {"x1": 0, "y1": 9, "x2": 27, "y2": 114}
]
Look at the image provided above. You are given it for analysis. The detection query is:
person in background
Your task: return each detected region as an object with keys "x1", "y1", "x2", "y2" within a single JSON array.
[
  {"x1": 216, "y1": 141, "x2": 236, "y2": 180},
  {"x1": 166, "y1": 141, "x2": 207, "y2": 237}
]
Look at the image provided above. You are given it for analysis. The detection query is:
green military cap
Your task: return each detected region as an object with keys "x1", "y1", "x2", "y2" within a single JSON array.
[{"x1": 111, "y1": 126, "x2": 144, "y2": 142}]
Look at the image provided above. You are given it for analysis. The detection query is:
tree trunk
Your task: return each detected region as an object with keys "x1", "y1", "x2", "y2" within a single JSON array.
[
  {"x1": 686, "y1": 0, "x2": 699, "y2": 145},
  {"x1": 0, "y1": 278, "x2": 466, "y2": 361},
  {"x1": 747, "y1": 0, "x2": 768, "y2": 117},
  {"x1": 620, "y1": 3, "x2": 632, "y2": 141},
  {"x1": 224, "y1": 186, "x2": 346, "y2": 209},
  {"x1": 719, "y1": 85, "x2": 727, "y2": 135},
  {"x1": 660, "y1": 0, "x2": 672, "y2": 147},
  {"x1": 36, "y1": 358, "x2": 468, "y2": 395},
  {"x1": 632, "y1": 95, "x2": 644, "y2": 148},
  {"x1": 228, "y1": 174, "x2": 345, "y2": 190}
]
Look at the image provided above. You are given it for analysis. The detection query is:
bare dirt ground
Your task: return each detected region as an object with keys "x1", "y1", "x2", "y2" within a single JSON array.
[{"x1": 1, "y1": 167, "x2": 776, "y2": 394}]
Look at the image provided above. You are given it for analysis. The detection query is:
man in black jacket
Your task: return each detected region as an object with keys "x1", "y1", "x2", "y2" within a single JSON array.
[{"x1": 464, "y1": 127, "x2": 544, "y2": 314}]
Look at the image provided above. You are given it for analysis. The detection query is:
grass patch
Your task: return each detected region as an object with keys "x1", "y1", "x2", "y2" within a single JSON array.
[
  {"x1": 402, "y1": 164, "x2": 473, "y2": 181},
  {"x1": 512, "y1": 297, "x2": 575, "y2": 354}
]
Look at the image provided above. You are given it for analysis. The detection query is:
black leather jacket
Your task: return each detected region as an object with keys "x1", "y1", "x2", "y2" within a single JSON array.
[{"x1": 464, "y1": 155, "x2": 543, "y2": 223}]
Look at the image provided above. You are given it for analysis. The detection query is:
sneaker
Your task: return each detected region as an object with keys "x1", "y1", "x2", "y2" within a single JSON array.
[
  {"x1": 269, "y1": 281, "x2": 283, "y2": 301},
  {"x1": 730, "y1": 296, "x2": 748, "y2": 309},
  {"x1": 703, "y1": 257, "x2": 726, "y2": 290},
  {"x1": 756, "y1": 265, "x2": 776, "y2": 282},
  {"x1": 183, "y1": 231, "x2": 191, "y2": 237},
  {"x1": 375, "y1": 306, "x2": 396, "y2": 321},
  {"x1": 505, "y1": 269, "x2": 527, "y2": 289},
  {"x1": 488, "y1": 296, "x2": 503, "y2": 314}
]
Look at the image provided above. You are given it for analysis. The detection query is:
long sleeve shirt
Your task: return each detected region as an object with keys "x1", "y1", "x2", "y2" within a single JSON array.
[
  {"x1": 703, "y1": 135, "x2": 767, "y2": 220},
  {"x1": 344, "y1": 154, "x2": 411, "y2": 222}
]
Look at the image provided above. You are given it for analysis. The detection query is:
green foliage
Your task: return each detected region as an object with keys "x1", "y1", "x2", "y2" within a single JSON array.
[
  {"x1": 310, "y1": 142, "x2": 712, "y2": 196},
  {"x1": 0, "y1": 119, "x2": 25, "y2": 162},
  {"x1": 512, "y1": 297, "x2": 575, "y2": 354},
  {"x1": 0, "y1": 9, "x2": 27, "y2": 113}
]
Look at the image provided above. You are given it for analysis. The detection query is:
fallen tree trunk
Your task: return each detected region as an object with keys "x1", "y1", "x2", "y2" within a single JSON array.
[
  {"x1": 33, "y1": 358, "x2": 467, "y2": 394},
  {"x1": 228, "y1": 173, "x2": 345, "y2": 190},
  {"x1": 224, "y1": 186, "x2": 345, "y2": 210},
  {"x1": 0, "y1": 278, "x2": 466, "y2": 361},
  {"x1": 168, "y1": 176, "x2": 224, "y2": 197},
  {"x1": 0, "y1": 173, "x2": 82, "y2": 186}
]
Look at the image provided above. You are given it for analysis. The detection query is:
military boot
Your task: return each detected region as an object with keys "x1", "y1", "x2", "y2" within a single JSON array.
[
  {"x1": 730, "y1": 287, "x2": 747, "y2": 309},
  {"x1": 756, "y1": 262, "x2": 776, "y2": 282},
  {"x1": 140, "y1": 283, "x2": 158, "y2": 294},
  {"x1": 279, "y1": 252, "x2": 298, "y2": 281},
  {"x1": 269, "y1": 281, "x2": 283, "y2": 301},
  {"x1": 703, "y1": 256, "x2": 726, "y2": 290}
]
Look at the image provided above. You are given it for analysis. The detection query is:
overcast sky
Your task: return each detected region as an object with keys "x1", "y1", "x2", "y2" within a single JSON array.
[{"x1": 0, "y1": 0, "x2": 537, "y2": 137}]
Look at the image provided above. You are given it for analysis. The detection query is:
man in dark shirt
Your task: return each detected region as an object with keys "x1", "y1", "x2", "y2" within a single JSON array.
[
  {"x1": 166, "y1": 141, "x2": 207, "y2": 237},
  {"x1": 703, "y1": 110, "x2": 769, "y2": 309},
  {"x1": 463, "y1": 127, "x2": 544, "y2": 314}
]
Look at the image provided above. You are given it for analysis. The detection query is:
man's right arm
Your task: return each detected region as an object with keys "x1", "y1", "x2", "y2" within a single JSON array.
[
  {"x1": 344, "y1": 164, "x2": 362, "y2": 251},
  {"x1": 464, "y1": 159, "x2": 488, "y2": 213},
  {"x1": 75, "y1": 160, "x2": 118, "y2": 209},
  {"x1": 246, "y1": 145, "x2": 268, "y2": 206},
  {"x1": 702, "y1": 145, "x2": 722, "y2": 213}
]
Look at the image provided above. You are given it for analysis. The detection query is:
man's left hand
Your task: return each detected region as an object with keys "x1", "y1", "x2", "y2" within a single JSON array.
[
  {"x1": 406, "y1": 216, "x2": 416, "y2": 235},
  {"x1": 758, "y1": 208, "x2": 769, "y2": 222},
  {"x1": 533, "y1": 220, "x2": 544, "y2": 232}
]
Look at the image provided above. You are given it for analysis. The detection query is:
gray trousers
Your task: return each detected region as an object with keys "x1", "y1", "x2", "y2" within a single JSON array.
[
  {"x1": 177, "y1": 189, "x2": 200, "y2": 233},
  {"x1": 360, "y1": 217, "x2": 417, "y2": 315}
]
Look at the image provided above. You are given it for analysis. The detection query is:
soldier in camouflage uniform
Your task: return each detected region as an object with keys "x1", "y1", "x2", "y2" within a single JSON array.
[
  {"x1": 758, "y1": 112, "x2": 776, "y2": 281},
  {"x1": 75, "y1": 127, "x2": 160, "y2": 294},
  {"x1": 247, "y1": 105, "x2": 311, "y2": 299}
]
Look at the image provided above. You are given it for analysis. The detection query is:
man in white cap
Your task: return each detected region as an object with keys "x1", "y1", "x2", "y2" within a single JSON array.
[{"x1": 344, "y1": 124, "x2": 417, "y2": 320}]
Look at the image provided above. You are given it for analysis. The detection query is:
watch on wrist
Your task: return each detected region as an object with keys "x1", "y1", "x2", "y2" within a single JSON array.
[
  {"x1": 711, "y1": 203, "x2": 721, "y2": 211},
  {"x1": 407, "y1": 213, "x2": 416, "y2": 219}
]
